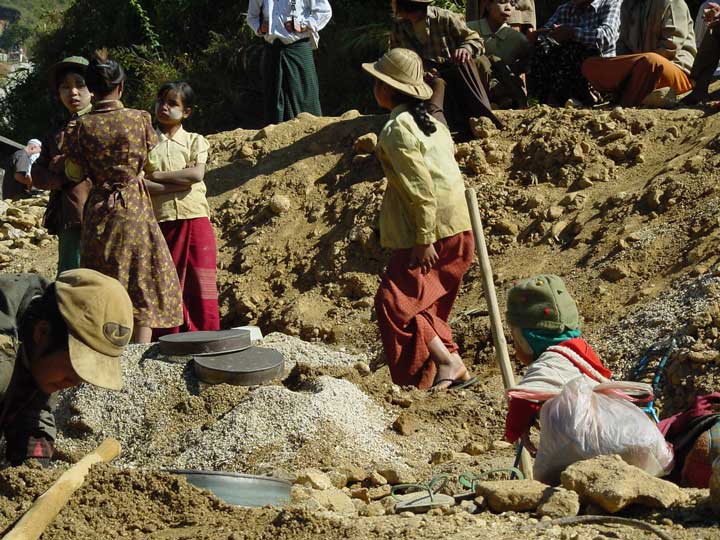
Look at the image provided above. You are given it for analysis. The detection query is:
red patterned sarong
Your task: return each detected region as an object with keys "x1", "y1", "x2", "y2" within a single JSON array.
[
  {"x1": 154, "y1": 217, "x2": 220, "y2": 337},
  {"x1": 375, "y1": 231, "x2": 475, "y2": 389}
]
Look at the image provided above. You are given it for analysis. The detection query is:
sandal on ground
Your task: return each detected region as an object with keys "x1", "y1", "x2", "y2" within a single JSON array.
[
  {"x1": 392, "y1": 475, "x2": 455, "y2": 513},
  {"x1": 454, "y1": 467, "x2": 525, "y2": 501}
]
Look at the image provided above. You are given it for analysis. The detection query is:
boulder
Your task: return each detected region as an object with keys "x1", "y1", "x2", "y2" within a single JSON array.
[
  {"x1": 375, "y1": 466, "x2": 415, "y2": 485},
  {"x1": 536, "y1": 488, "x2": 580, "y2": 518},
  {"x1": 354, "y1": 133, "x2": 378, "y2": 154},
  {"x1": 560, "y1": 455, "x2": 688, "y2": 513},
  {"x1": 474, "y1": 479, "x2": 549, "y2": 513},
  {"x1": 309, "y1": 488, "x2": 357, "y2": 514},
  {"x1": 462, "y1": 441, "x2": 488, "y2": 456},
  {"x1": 338, "y1": 464, "x2": 367, "y2": 484},
  {"x1": 295, "y1": 468, "x2": 333, "y2": 490},
  {"x1": 269, "y1": 194, "x2": 291, "y2": 215}
]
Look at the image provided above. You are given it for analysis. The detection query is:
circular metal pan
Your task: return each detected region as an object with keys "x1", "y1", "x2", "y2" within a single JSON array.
[
  {"x1": 166, "y1": 469, "x2": 291, "y2": 507},
  {"x1": 193, "y1": 347, "x2": 284, "y2": 386},
  {"x1": 159, "y1": 329, "x2": 252, "y2": 356}
]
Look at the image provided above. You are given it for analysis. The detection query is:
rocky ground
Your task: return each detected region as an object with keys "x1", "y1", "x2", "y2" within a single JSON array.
[{"x1": 1, "y1": 105, "x2": 720, "y2": 538}]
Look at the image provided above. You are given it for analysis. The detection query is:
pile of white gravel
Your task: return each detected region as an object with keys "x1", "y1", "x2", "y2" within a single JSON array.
[
  {"x1": 588, "y1": 274, "x2": 720, "y2": 377},
  {"x1": 54, "y1": 334, "x2": 397, "y2": 472}
]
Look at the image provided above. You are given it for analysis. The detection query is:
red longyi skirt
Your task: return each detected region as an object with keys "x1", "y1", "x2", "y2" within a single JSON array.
[
  {"x1": 154, "y1": 216, "x2": 220, "y2": 337},
  {"x1": 375, "y1": 230, "x2": 474, "y2": 389}
]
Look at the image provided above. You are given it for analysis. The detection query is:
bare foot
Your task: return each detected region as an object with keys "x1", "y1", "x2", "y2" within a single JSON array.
[{"x1": 432, "y1": 354, "x2": 470, "y2": 391}]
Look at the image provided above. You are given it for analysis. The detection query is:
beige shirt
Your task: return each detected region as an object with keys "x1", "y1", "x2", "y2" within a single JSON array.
[
  {"x1": 145, "y1": 127, "x2": 211, "y2": 223},
  {"x1": 468, "y1": 18, "x2": 531, "y2": 68},
  {"x1": 617, "y1": 0, "x2": 696, "y2": 73},
  {"x1": 376, "y1": 105, "x2": 472, "y2": 250}
]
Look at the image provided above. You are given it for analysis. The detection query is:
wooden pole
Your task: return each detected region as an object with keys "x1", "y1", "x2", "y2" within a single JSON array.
[
  {"x1": 3, "y1": 438, "x2": 121, "y2": 540},
  {"x1": 465, "y1": 188, "x2": 534, "y2": 480}
]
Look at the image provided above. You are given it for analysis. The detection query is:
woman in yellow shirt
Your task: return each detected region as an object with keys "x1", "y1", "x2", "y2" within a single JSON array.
[
  {"x1": 363, "y1": 48, "x2": 477, "y2": 391},
  {"x1": 144, "y1": 82, "x2": 219, "y2": 335}
]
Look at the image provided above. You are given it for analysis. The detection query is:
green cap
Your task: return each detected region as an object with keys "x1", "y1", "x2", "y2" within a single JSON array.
[
  {"x1": 48, "y1": 56, "x2": 89, "y2": 90},
  {"x1": 506, "y1": 275, "x2": 579, "y2": 333}
]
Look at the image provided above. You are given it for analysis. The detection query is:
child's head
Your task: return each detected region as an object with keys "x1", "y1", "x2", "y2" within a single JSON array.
[
  {"x1": 506, "y1": 275, "x2": 580, "y2": 364},
  {"x1": 394, "y1": 0, "x2": 430, "y2": 20},
  {"x1": 155, "y1": 81, "x2": 194, "y2": 127},
  {"x1": 363, "y1": 49, "x2": 437, "y2": 136},
  {"x1": 86, "y1": 49, "x2": 126, "y2": 99},
  {"x1": 49, "y1": 57, "x2": 92, "y2": 114},
  {"x1": 486, "y1": 0, "x2": 515, "y2": 26}
]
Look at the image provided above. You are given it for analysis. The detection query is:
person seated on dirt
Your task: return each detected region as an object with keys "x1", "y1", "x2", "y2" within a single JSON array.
[
  {"x1": 659, "y1": 393, "x2": 720, "y2": 488},
  {"x1": 503, "y1": 275, "x2": 612, "y2": 452},
  {"x1": 527, "y1": 0, "x2": 621, "y2": 105},
  {"x1": 0, "y1": 269, "x2": 132, "y2": 467},
  {"x1": 468, "y1": 0, "x2": 537, "y2": 34},
  {"x1": 467, "y1": 0, "x2": 531, "y2": 108},
  {"x1": 363, "y1": 48, "x2": 477, "y2": 392},
  {"x1": 581, "y1": 0, "x2": 696, "y2": 107},
  {"x1": 390, "y1": 0, "x2": 502, "y2": 138},
  {"x1": 683, "y1": 2, "x2": 720, "y2": 105},
  {"x1": 3, "y1": 139, "x2": 42, "y2": 201}
]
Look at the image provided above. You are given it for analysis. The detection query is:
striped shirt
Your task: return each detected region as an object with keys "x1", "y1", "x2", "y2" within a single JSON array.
[{"x1": 544, "y1": 0, "x2": 622, "y2": 57}]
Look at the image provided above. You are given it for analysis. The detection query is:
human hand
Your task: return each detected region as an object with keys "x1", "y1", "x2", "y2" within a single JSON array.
[
  {"x1": 260, "y1": 21, "x2": 269, "y2": 34},
  {"x1": 704, "y1": 3, "x2": 720, "y2": 24},
  {"x1": 49, "y1": 155, "x2": 66, "y2": 174},
  {"x1": 520, "y1": 430, "x2": 537, "y2": 457},
  {"x1": 453, "y1": 48, "x2": 471, "y2": 64},
  {"x1": 410, "y1": 243, "x2": 439, "y2": 274},
  {"x1": 550, "y1": 25, "x2": 575, "y2": 42}
]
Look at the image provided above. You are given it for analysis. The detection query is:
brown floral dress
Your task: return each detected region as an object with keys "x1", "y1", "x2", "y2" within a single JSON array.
[{"x1": 65, "y1": 100, "x2": 183, "y2": 328}]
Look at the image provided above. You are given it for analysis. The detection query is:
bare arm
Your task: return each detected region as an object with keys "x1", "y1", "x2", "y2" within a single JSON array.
[
  {"x1": 144, "y1": 178, "x2": 192, "y2": 195},
  {"x1": 146, "y1": 164, "x2": 206, "y2": 186}
]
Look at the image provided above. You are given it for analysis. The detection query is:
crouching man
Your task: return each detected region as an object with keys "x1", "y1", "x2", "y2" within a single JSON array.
[{"x1": 0, "y1": 269, "x2": 132, "y2": 466}]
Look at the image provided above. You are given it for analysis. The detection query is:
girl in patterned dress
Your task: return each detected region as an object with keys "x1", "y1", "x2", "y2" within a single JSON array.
[{"x1": 64, "y1": 51, "x2": 183, "y2": 342}]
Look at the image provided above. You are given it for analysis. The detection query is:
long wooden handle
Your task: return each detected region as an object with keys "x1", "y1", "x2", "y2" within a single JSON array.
[
  {"x1": 3, "y1": 438, "x2": 121, "y2": 540},
  {"x1": 465, "y1": 188, "x2": 534, "y2": 480}
]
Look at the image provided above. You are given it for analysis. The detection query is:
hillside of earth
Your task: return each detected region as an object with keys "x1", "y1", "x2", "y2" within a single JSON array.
[{"x1": 1, "y1": 105, "x2": 720, "y2": 539}]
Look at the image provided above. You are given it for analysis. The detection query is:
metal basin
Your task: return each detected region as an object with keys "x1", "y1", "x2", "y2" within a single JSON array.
[
  {"x1": 167, "y1": 469, "x2": 291, "y2": 507},
  {"x1": 159, "y1": 329, "x2": 252, "y2": 356}
]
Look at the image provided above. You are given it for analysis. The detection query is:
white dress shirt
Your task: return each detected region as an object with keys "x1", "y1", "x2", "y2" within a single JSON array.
[{"x1": 247, "y1": 0, "x2": 332, "y2": 49}]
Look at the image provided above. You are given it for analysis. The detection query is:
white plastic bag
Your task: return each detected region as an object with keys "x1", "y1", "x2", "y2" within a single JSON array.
[{"x1": 527, "y1": 377, "x2": 674, "y2": 484}]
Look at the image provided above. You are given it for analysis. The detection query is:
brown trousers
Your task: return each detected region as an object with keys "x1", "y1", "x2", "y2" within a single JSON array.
[
  {"x1": 434, "y1": 57, "x2": 502, "y2": 135},
  {"x1": 582, "y1": 53, "x2": 692, "y2": 106},
  {"x1": 690, "y1": 27, "x2": 720, "y2": 95}
]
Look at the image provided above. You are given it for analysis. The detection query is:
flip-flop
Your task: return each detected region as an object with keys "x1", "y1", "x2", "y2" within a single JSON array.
[
  {"x1": 392, "y1": 475, "x2": 455, "y2": 514},
  {"x1": 431, "y1": 375, "x2": 479, "y2": 391},
  {"x1": 454, "y1": 467, "x2": 525, "y2": 501}
]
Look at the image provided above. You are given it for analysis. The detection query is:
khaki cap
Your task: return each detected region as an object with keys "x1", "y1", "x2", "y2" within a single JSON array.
[
  {"x1": 48, "y1": 56, "x2": 89, "y2": 90},
  {"x1": 55, "y1": 269, "x2": 133, "y2": 391},
  {"x1": 506, "y1": 275, "x2": 580, "y2": 333},
  {"x1": 362, "y1": 48, "x2": 433, "y2": 100}
]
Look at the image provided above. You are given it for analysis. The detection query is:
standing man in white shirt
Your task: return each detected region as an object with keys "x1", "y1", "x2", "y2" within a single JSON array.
[{"x1": 247, "y1": 0, "x2": 332, "y2": 124}]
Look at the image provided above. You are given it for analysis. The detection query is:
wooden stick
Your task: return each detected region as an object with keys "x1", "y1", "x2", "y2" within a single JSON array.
[
  {"x1": 464, "y1": 188, "x2": 534, "y2": 480},
  {"x1": 3, "y1": 438, "x2": 121, "y2": 540}
]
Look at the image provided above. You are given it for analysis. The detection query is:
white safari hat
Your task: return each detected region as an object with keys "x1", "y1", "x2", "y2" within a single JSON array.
[
  {"x1": 55, "y1": 269, "x2": 134, "y2": 391},
  {"x1": 362, "y1": 48, "x2": 433, "y2": 100}
]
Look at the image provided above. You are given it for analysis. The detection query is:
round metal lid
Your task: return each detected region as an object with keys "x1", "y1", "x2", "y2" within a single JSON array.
[
  {"x1": 193, "y1": 347, "x2": 285, "y2": 386},
  {"x1": 159, "y1": 329, "x2": 252, "y2": 356}
]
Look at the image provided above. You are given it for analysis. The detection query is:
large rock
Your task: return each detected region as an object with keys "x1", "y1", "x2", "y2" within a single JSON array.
[
  {"x1": 308, "y1": 488, "x2": 357, "y2": 514},
  {"x1": 475, "y1": 480, "x2": 574, "y2": 514},
  {"x1": 537, "y1": 488, "x2": 580, "y2": 518},
  {"x1": 295, "y1": 468, "x2": 333, "y2": 490},
  {"x1": 560, "y1": 455, "x2": 688, "y2": 513}
]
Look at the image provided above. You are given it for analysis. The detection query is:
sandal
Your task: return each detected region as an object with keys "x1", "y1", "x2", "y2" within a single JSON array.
[{"x1": 392, "y1": 474, "x2": 455, "y2": 513}]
